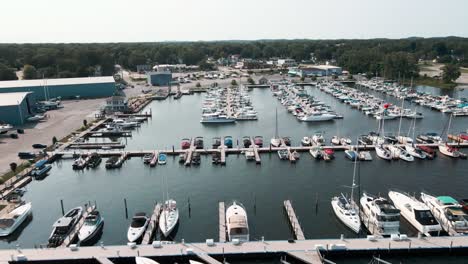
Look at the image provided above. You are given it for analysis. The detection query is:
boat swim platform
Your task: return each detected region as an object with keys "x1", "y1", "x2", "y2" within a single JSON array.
[
  {"x1": 142, "y1": 203, "x2": 162, "y2": 244},
  {"x1": 4, "y1": 236, "x2": 468, "y2": 263},
  {"x1": 284, "y1": 200, "x2": 305, "y2": 240},
  {"x1": 53, "y1": 142, "x2": 468, "y2": 158}
]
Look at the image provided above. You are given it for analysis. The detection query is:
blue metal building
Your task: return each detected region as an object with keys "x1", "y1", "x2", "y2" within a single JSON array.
[
  {"x1": 0, "y1": 92, "x2": 36, "y2": 125},
  {"x1": 147, "y1": 72, "x2": 172, "y2": 86},
  {"x1": 0, "y1": 76, "x2": 116, "y2": 101}
]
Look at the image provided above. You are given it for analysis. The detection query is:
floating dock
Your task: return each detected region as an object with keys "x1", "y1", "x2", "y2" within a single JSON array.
[
  {"x1": 60, "y1": 205, "x2": 96, "y2": 247},
  {"x1": 142, "y1": 203, "x2": 162, "y2": 244},
  {"x1": 220, "y1": 146, "x2": 226, "y2": 165},
  {"x1": 5, "y1": 236, "x2": 468, "y2": 263},
  {"x1": 184, "y1": 138, "x2": 195, "y2": 166},
  {"x1": 283, "y1": 200, "x2": 305, "y2": 240},
  {"x1": 287, "y1": 251, "x2": 323, "y2": 264},
  {"x1": 68, "y1": 143, "x2": 125, "y2": 149},
  {"x1": 287, "y1": 147, "x2": 296, "y2": 163},
  {"x1": 218, "y1": 202, "x2": 226, "y2": 242}
]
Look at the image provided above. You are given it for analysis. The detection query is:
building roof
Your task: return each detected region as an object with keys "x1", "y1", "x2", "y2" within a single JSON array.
[
  {"x1": 0, "y1": 76, "x2": 115, "y2": 89},
  {"x1": 0, "y1": 92, "x2": 32, "y2": 107}
]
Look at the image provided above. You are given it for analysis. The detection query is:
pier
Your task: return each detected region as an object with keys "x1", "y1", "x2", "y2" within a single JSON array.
[
  {"x1": 68, "y1": 142, "x2": 125, "y2": 149},
  {"x1": 184, "y1": 138, "x2": 195, "y2": 166},
  {"x1": 4, "y1": 236, "x2": 468, "y2": 263},
  {"x1": 142, "y1": 203, "x2": 162, "y2": 244},
  {"x1": 287, "y1": 147, "x2": 296, "y2": 163},
  {"x1": 218, "y1": 202, "x2": 226, "y2": 242},
  {"x1": 283, "y1": 200, "x2": 305, "y2": 240},
  {"x1": 287, "y1": 251, "x2": 323, "y2": 264},
  {"x1": 220, "y1": 146, "x2": 226, "y2": 165},
  {"x1": 60, "y1": 205, "x2": 96, "y2": 247}
]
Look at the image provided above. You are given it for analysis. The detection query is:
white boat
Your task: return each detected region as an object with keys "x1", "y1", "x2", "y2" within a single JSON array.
[
  {"x1": 375, "y1": 145, "x2": 392, "y2": 160},
  {"x1": 397, "y1": 136, "x2": 413, "y2": 144},
  {"x1": 388, "y1": 191, "x2": 441, "y2": 236},
  {"x1": 331, "y1": 155, "x2": 361, "y2": 233},
  {"x1": 438, "y1": 143, "x2": 460, "y2": 158},
  {"x1": 358, "y1": 151, "x2": 373, "y2": 161},
  {"x1": 405, "y1": 144, "x2": 427, "y2": 159},
  {"x1": 271, "y1": 108, "x2": 281, "y2": 147},
  {"x1": 112, "y1": 119, "x2": 140, "y2": 128},
  {"x1": 420, "y1": 193, "x2": 468, "y2": 235},
  {"x1": 48, "y1": 207, "x2": 83, "y2": 247},
  {"x1": 158, "y1": 199, "x2": 179, "y2": 237},
  {"x1": 127, "y1": 212, "x2": 149, "y2": 242},
  {"x1": 309, "y1": 146, "x2": 322, "y2": 159},
  {"x1": 78, "y1": 210, "x2": 104, "y2": 243},
  {"x1": 277, "y1": 149, "x2": 289, "y2": 160},
  {"x1": 200, "y1": 113, "x2": 236, "y2": 123},
  {"x1": 226, "y1": 201, "x2": 249, "y2": 242},
  {"x1": 0, "y1": 202, "x2": 32, "y2": 236},
  {"x1": 330, "y1": 136, "x2": 340, "y2": 145},
  {"x1": 340, "y1": 137, "x2": 352, "y2": 145},
  {"x1": 27, "y1": 114, "x2": 46, "y2": 122},
  {"x1": 0, "y1": 124, "x2": 13, "y2": 134},
  {"x1": 360, "y1": 193, "x2": 400, "y2": 236},
  {"x1": 311, "y1": 133, "x2": 325, "y2": 146},
  {"x1": 135, "y1": 257, "x2": 160, "y2": 264},
  {"x1": 158, "y1": 153, "x2": 167, "y2": 165},
  {"x1": 300, "y1": 113, "x2": 336, "y2": 122},
  {"x1": 189, "y1": 261, "x2": 204, "y2": 264},
  {"x1": 301, "y1": 137, "x2": 311, "y2": 146},
  {"x1": 245, "y1": 149, "x2": 255, "y2": 160}
]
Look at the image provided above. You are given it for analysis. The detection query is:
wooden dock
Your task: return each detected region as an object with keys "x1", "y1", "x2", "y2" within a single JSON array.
[
  {"x1": 60, "y1": 205, "x2": 96, "y2": 247},
  {"x1": 219, "y1": 202, "x2": 226, "y2": 242},
  {"x1": 68, "y1": 143, "x2": 125, "y2": 149},
  {"x1": 220, "y1": 146, "x2": 226, "y2": 165},
  {"x1": 283, "y1": 200, "x2": 305, "y2": 240},
  {"x1": 142, "y1": 203, "x2": 162, "y2": 244},
  {"x1": 185, "y1": 138, "x2": 195, "y2": 166}
]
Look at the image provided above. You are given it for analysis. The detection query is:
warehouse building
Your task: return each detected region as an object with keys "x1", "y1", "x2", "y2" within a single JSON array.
[
  {"x1": 288, "y1": 65, "x2": 343, "y2": 77},
  {"x1": 0, "y1": 92, "x2": 36, "y2": 126},
  {"x1": 0, "y1": 76, "x2": 116, "y2": 101},
  {"x1": 147, "y1": 71, "x2": 172, "y2": 86}
]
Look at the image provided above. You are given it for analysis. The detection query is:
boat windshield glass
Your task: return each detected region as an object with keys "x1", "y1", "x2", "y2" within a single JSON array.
[
  {"x1": 0, "y1": 219, "x2": 14, "y2": 228},
  {"x1": 376, "y1": 215, "x2": 400, "y2": 222},
  {"x1": 414, "y1": 210, "x2": 438, "y2": 225},
  {"x1": 231, "y1": 227, "x2": 248, "y2": 235},
  {"x1": 131, "y1": 218, "x2": 146, "y2": 228}
]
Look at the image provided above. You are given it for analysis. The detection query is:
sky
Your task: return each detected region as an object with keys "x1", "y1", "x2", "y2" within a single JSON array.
[{"x1": 1, "y1": 0, "x2": 467, "y2": 43}]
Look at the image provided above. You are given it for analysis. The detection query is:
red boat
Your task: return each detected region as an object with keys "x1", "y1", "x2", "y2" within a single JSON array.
[
  {"x1": 418, "y1": 145, "x2": 436, "y2": 159},
  {"x1": 181, "y1": 138, "x2": 191, "y2": 150},
  {"x1": 460, "y1": 199, "x2": 468, "y2": 213},
  {"x1": 459, "y1": 134, "x2": 468, "y2": 141},
  {"x1": 254, "y1": 136, "x2": 263, "y2": 147},
  {"x1": 323, "y1": 148, "x2": 335, "y2": 160}
]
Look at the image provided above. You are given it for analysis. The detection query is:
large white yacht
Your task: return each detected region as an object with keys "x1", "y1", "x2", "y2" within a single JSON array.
[
  {"x1": 388, "y1": 191, "x2": 442, "y2": 236},
  {"x1": 360, "y1": 193, "x2": 400, "y2": 236},
  {"x1": 375, "y1": 145, "x2": 392, "y2": 160},
  {"x1": 200, "y1": 113, "x2": 236, "y2": 123},
  {"x1": 158, "y1": 199, "x2": 179, "y2": 237},
  {"x1": 420, "y1": 193, "x2": 468, "y2": 235},
  {"x1": 226, "y1": 201, "x2": 249, "y2": 242},
  {"x1": 300, "y1": 112, "x2": 336, "y2": 122},
  {"x1": 0, "y1": 202, "x2": 32, "y2": 236}
]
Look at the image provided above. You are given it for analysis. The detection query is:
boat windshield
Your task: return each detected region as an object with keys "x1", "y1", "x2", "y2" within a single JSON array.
[
  {"x1": 0, "y1": 219, "x2": 14, "y2": 228},
  {"x1": 84, "y1": 217, "x2": 98, "y2": 225},
  {"x1": 414, "y1": 210, "x2": 438, "y2": 225},
  {"x1": 230, "y1": 227, "x2": 248, "y2": 235},
  {"x1": 131, "y1": 218, "x2": 146, "y2": 228},
  {"x1": 376, "y1": 215, "x2": 400, "y2": 222},
  {"x1": 446, "y1": 207, "x2": 468, "y2": 222}
]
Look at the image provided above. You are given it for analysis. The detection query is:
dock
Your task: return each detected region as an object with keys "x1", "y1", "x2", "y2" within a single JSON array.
[
  {"x1": 184, "y1": 138, "x2": 195, "y2": 166},
  {"x1": 68, "y1": 142, "x2": 125, "y2": 149},
  {"x1": 150, "y1": 151, "x2": 159, "y2": 167},
  {"x1": 220, "y1": 146, "x2": 226, "y2": 165},
  {"x1": 287, "y1": 251, "x2": 323, "y2": 264},
  {"x1": 60, "y1": 205, "x2": 96, "y2": 247},
  {"x1": 283, "y1": 200, "x2": 305, "y2": 240},
  {"x1": 218, "y1": 202, "x2": 226, "y2": 242},
  {"x1": 5, "y1": 236, "x2": 468, "y2": 263},
  {"x1": 142, "y1": 203, "x2": 162, "y2": 244}
]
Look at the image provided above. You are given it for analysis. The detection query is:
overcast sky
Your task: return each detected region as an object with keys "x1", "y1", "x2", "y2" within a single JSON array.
[{"x1": 1, "y1": 0, "x2": 467, "y2": 43}]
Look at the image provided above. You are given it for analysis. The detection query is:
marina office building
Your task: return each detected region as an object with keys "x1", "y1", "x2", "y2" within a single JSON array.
[
  {"x1": 0, "y1": 76, "x2": 116, "y2": 101},
  {"x1": 288, "y1": 65, "x2": 343, "y2": 77},
  {"x1": 0, "y1": 92, "x2": 36, "y2": 125}
]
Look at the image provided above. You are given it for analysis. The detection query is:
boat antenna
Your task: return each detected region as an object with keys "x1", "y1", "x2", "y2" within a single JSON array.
[{"x1": 275, "y1": 107, "x2": 279, "y2": 138}]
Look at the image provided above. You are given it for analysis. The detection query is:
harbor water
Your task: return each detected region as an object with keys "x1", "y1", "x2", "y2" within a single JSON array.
[{"x1": 1, "y1": 85, "x2": 467, "y2": 255}]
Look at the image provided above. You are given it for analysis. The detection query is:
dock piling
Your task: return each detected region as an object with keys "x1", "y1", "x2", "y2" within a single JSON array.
[
  {"x1": 124, "y1": 198, "x2": 128, "y2": 219},
  {"x1": 60, "y1": 200, "x2": 64, "y2": 216}
]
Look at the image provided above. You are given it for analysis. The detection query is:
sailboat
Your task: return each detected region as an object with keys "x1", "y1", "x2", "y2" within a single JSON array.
[
  {"x1": 270, "y1": 108, "x2": 281, "y2": 147},
  {"x1": 438, "y1": 114, "x2": 462, "y2": 158},
  {"x1": 158, "y1": 171, "x2": 179, "y2": 238},
  {"x1": 331, "y1": 151, "x2": 361, "y2": 233}
]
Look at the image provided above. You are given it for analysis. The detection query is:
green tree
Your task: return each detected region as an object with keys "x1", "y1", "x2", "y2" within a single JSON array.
[
  {"x1": 196, "y1": 82, "x2": 201, "y2": 88},
  {"x1": 247, "y1": 77, "x2": 255, "y2": 85},
  {"x1": 9, "y1": 162, "x2": 17, "y2": 172},
  {"x1": 231, "y1": 79, "x2": 238, "y2": 86},
  {"x1": 52, "y1": 136, "x2": 58, "y2": 145},
  {"x1": 23, "y1": 64, "x2": 37, "y2": 79},
  {"x1": 300, "y1": 76, "x2": 305, "y2": 82},
  {"x1": 441, "y1": 64, "x2": 461, "y2": 83},
  {"x1": 0, "y1": 63, "x2": 17, "y2": 80}
]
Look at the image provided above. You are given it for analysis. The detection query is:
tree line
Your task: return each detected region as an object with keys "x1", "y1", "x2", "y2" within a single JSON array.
[{"x1": 0, "y1": 37, "x2": 466, "y2": 81}]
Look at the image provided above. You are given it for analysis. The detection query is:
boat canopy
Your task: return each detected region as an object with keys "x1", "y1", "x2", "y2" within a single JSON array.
[
  {"x1": 34, "y1": 160, "x2": 48, "y2": 168},
  {"x1": 437, "y1": 196, "x2": 458, "y2": 205}
]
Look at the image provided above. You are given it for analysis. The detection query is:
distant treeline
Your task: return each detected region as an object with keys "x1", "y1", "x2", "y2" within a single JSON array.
[{"x1": 0, "y1": 37, "x2": 467, "y2": 81}]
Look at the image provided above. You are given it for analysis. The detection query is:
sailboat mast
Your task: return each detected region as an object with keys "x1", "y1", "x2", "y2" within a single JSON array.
[
  {"x1": 397, "y1": 98, "x2": 404, "y2": 138},
  {"x1": 350, "y1": 140, "x2": 359, "y2": 202},
  {"x1": 275, "y1": 108, "x2": 278, "y2": 138}
]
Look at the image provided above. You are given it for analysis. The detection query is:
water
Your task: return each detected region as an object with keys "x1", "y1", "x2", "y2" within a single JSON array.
[{"x1": 1, "y1": 86, "x2": 467, "y2": 263}]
